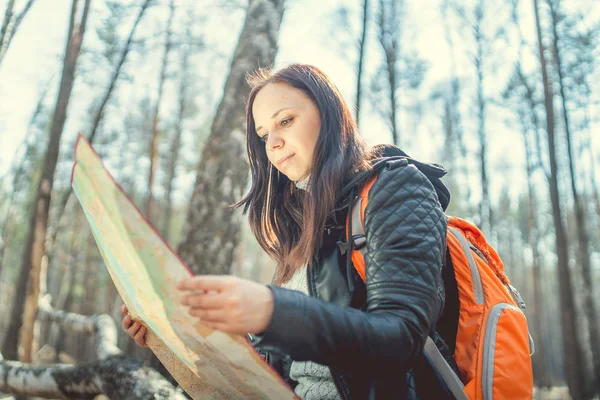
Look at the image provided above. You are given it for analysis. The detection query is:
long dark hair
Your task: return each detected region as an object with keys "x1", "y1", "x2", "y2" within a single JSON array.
[{"x1": 234, "y1": 64, "x2": 373, "y2": 284}]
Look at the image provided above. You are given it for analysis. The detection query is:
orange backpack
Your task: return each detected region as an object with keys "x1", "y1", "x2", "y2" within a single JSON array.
[{"x1": 347, "y1": 175, "x2": 535, "y2": 400}]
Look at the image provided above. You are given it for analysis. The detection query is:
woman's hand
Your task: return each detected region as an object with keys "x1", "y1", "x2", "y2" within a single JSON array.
[
  {"x1": 120, "y1": 304, "x2": 148, "y2": 347},
  {"x1": 177, "y1": 275, "x2": 274, "y2": 335}
]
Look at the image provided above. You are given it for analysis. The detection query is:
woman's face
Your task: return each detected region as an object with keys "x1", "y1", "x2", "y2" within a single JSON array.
[{"x1": 252, "y1": 82, "x2": 321, "y2": 182}]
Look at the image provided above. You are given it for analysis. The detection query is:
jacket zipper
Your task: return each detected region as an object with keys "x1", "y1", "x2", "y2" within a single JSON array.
[{"x1": 306, "y1": 263, "x2": 351, "y2": 400}]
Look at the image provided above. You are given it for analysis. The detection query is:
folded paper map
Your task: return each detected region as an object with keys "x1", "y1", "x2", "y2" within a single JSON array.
[{"x1": 71, "y1": 134, "x2": 296, "y2": 399}]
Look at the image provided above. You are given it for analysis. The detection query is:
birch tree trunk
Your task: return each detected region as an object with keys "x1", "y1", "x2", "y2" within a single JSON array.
[
  {"x1": 533, "y1": 0, "x2": 586, "y2": 398},
  {"x1": 1, "y1": 0, "x2": 92, "y2": 363},
  {"x1": 177, "y1": 0, "x2": 285, "y2": 276}
]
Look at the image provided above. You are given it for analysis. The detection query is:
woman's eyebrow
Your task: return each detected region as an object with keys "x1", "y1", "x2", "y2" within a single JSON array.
[{"x1": 256, "y1": 107, "x2": 294, "y2": 132}]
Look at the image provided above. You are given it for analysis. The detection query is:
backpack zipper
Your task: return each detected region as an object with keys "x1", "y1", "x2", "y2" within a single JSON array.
[
  {"x1": 481, "y1": 303, "x2": 521, "y2": 400},
  {"x1": 447, "y1": 227, "x2": 484, "y2": 304}
]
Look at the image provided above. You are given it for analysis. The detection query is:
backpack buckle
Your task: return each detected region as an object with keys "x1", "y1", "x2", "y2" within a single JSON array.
[
  {"x1": 337, "y1": 241, "x2": 348, "y2": 255},
  {"x1": 507, "y1": 284, "x2": 527, "y2": 311},
  {"x1": 352, "y1": 234, "x2": 366, "y2": 250},
  {"x1": 337, "y1": 234, "x2": 366, "y2": 255}
]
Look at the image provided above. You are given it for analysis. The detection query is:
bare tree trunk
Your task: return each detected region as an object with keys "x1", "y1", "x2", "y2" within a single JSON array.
[
  {"x1": 441, "y1": 0, "x2": 472, "y2": 218},
  {"x1": 0, "y1": 0, "x2": 15, "y2": 59},
  {"x1": 146, "y1": 4, "x2": 178, "y2": 371},
  {"x1": 42, "y1": 219, "x2": 81, "y2": 356},
  {"x1": 474, "y1": 0, "x2": 492, "y2": 234},
  {"x1": 548, "y1": 1, "x2": 600, "y2": 393},
  {"x1": 146, "y1": 0, "x2": 175, "y2": 224},
  {"x1": 1, "y1": 0, "x2": 92, "y2": 363},
  {"x1": 0, "y1": 75, "x2": 51, "y2": 278},
  {"x1": 52, "y1": 266, "x2": 77, "y2": 362},
  {"x1": 533, "y1": 0, "x2": 586, "y2": 398},
  {"x1": 355, "y1": 0, "x2": 369, "y2": 129},
  {"x1": 0, "y1": 217, "x2": 14, "y2": 277},
  {"x1": 586, "y1": 113, "x2": 600, "y2": 220},
  {"x1": 0, "y1": 0, "x2": 37, "y2": 65},
  {"x1": 162, "y1": 22, "x2": 192, "y2": 241},
  {"x1": 517, "y1": 88, "x2": 551, "y2": 387},
  {"x1": 79, "y1": 231, "x2": 98, "y2": 360},
  {"x1": 177, "y1": 0, "x2": 285, "y2": 276},
  {"x1": 377, "y1": 0, "x2": 401, "y2": 145},
  {"x1": 49, "y1": 0, "x2": 152, "y2": 250},
  {"x1": 518, "y1": 69, "x2": 550, "y2": 180}
]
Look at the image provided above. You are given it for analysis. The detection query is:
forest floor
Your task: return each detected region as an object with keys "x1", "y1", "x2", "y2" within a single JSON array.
[{"x1": 533, "y1": 386, "x2": 586, "y2": 400}]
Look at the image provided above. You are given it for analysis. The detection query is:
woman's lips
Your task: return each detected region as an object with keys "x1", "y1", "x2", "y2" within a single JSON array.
[{"x1": 277, "y1": 154, "x2": 294, "y2": 167}]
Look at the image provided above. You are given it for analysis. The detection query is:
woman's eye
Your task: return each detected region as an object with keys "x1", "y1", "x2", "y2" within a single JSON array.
[{"x1": 281, "y1": 117, "x2": 293, "y2": 127}]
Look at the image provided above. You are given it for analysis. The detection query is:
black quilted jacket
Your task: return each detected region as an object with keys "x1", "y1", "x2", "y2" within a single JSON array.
[{"x1": 251, "y1": 148, "x2": 451, "y2": 399}]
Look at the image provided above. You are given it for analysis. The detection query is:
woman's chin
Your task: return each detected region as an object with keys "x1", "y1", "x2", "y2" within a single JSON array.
[
  {"x1": 281, "y1": 171, "x2": 299, "y2": 181},
  {"x1": 290, "y1": 173, "x2": 307, "y2": 182},
  {"x1": 278, "y1": 168, "x2": 308, "y2": 182}
]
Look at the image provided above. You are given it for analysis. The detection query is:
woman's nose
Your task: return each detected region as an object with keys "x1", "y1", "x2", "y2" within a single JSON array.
[{"x1": 267, "y1": 134, "x2": 284, "y2": 150}]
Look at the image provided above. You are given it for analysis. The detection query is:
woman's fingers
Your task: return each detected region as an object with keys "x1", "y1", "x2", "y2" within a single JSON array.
[
  {"x1": 176, "y1": 275, "x2": 274, "y2": 335},
  {"x1": 177, "y1": 275, "x2": 231, "y2": 292},
  {"x1": 128, "y1": 321, "x2": 142, "y2": 337},
  {"x1": 134, "y1": 326, "x2": 147, "y2": 347},
  {"x1": 202, "y1": 321, "x2": 228, "y2": 332},
  {"x1": 181, "y1": 292, "x2": 225, "y2": 309},
  {"x1": 188, "y1": 307, "x2": 229, "y2": 323},
  {"x1": 120, "y1": 304, "x2": 128, "y2": 315},
  {"x1": 121, "y1": 309, "x2": 147, "y2": 347},
  {"x1": 122, "y1": 314, "x2": 132, "y2": 330}
]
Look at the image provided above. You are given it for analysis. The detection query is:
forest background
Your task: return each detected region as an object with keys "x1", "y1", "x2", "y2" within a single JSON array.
[{"x1": 0, "y1": 0, "x2": 599, "y2": 399}]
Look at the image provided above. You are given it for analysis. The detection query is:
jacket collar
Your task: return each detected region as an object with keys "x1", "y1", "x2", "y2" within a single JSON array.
[{"x1": 337, "y1": 144, "x2": 451, "y2": 212}]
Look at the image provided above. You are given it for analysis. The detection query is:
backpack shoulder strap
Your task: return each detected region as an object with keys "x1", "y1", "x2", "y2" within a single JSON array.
[{"x1": 347, "y1": 176, "x2": 378, "y2": 283}]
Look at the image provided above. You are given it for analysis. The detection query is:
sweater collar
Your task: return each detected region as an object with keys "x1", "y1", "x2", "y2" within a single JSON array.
[{"x1": 294, "y1": 174, "x2": 310, "y2": 191}]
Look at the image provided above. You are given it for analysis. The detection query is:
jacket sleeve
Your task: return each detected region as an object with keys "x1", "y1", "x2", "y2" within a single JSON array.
[{"x1": 253, "y1": 161, "x2": 448, "y2": 371}]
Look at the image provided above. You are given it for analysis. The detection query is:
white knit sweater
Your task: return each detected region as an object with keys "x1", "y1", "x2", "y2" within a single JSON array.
[{"x1": 280, "y1": 267, "x2": 341, "y2": 400}]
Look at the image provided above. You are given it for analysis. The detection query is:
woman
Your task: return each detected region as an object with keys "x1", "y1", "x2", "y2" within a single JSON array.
[{"x1": 122, "y1": 64, "x2": 452, "y2": 399}]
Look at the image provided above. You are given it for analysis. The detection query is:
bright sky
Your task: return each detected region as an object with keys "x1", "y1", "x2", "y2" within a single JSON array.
[{"x1": 0, "y1": 0, "x2": 598, "y2": 210}]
